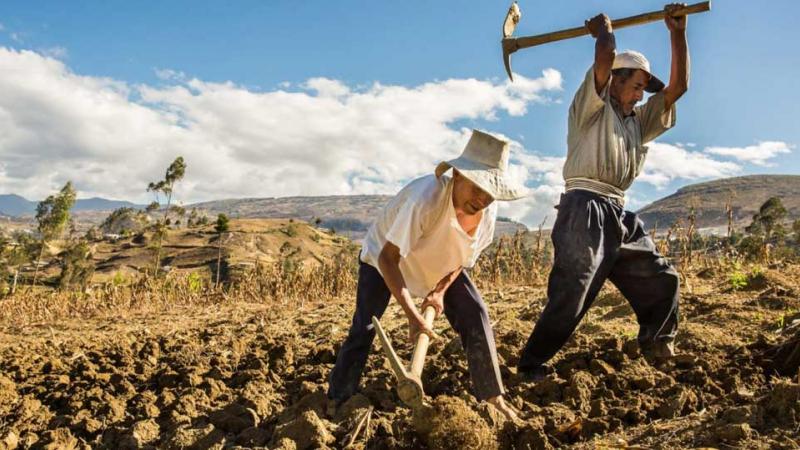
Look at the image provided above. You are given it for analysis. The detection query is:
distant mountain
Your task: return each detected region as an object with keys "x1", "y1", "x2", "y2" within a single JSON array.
[
  {"x1": 0, "y1": 194, "x2": 35, "y2": 216},
  {"x1": 190, "y1": 195, "x2": 528, "y2": 239},
  {"x1": 0, "y1": 194, "x2": 143, "y2": 217},
  {"x1": 72, "y1": 197, "x2": 144, "y2": 212},
  {"x1": 637, "y1": 175, "x2": 800, "y2": 231},
  {"x1": 191, "y1": 195, "x2": 391, "y2": 226}
]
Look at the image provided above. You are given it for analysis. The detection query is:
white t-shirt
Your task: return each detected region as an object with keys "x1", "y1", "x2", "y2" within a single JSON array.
[{"x1": 360, "y1": 174, "x2": 497, "y2": 298}]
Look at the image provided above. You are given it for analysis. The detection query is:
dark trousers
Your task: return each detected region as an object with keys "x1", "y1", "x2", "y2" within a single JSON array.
[
  {"x1": 518, "y1": 190, "x2": 680, "y2": 371},
  {"x1": 328, "y1": 261, "x2": 504, "y2": 402}
]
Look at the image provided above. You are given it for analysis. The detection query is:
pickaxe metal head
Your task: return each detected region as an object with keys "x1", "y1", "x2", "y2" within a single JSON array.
[
  {"x1": 501, "y1": 1, "x2": 711, "y2": 83},
  {"x1": 502, "y1": 1, "x2": 521, "y2": 81}
]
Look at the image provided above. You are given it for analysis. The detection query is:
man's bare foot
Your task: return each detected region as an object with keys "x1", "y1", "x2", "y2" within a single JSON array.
[{"x1": 487, "y1": 395, "x2": 521, "y2": 423}]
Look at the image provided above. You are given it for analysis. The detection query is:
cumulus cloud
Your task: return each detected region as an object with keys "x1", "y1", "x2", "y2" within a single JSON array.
[
  {"x1": 637, "y1": 142, "x2": 742, "y2": 188},
  {"x1": 0, "y1": 47, "x2": 563, "y2": 224},
  {"x1": 154, "y1": 68, "x2": 187, "y2": 82},
  {"x1": 705, "y1": 141, "x2": 793, "y2": 166},
  {"x1": 496, "y1": 139, "x2": 565, "y2": 228},
  {"x1": 0, "y1": 46, "x2": 791, "y2": 227},
  {"x1": 39, "y1": 46, "x2": 68, "y2": 60}
]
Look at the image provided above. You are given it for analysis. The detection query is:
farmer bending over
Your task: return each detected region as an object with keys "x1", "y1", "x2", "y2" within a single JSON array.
[
  {"x1": 328, "y1": 129, "x2": 524, "y2": 419},
  {"x1": 518, "y1": 3, "x2": 691, "y2": 380}
]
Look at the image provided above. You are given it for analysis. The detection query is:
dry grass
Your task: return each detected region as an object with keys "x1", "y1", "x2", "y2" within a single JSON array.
[
  {"x1": 0, "y1": 231, "x2": 546, "y2": 325},
  {"x1": 2, "y1": 221, "x2": 789, "y2": 327}
]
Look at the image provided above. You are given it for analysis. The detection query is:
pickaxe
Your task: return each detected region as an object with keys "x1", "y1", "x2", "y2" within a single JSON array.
[
  {"x1": 502, "y1": 1, "x2": 711, "y2": 81},
  {"x1": 372, "y1": 305, "x2": 436, "y2": 409}
]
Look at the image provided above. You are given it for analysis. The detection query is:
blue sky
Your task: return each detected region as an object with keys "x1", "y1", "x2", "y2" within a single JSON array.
[{"x1": 0, "y1": 0, "x2": 796, "y2": 226}]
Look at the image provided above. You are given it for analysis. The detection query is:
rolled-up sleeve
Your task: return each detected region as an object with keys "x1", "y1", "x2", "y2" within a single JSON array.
[
  {"x1": 384, "y1": 204, "x2": 422, "y2": 258},
  {"x1": 569, "y1": 66, "x2": 608, "y2": 131},
  {"x1": 637, "y1": 91, "x2": 677, "y2": 143}
]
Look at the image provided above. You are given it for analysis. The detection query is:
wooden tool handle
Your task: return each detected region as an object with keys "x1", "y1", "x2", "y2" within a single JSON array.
[
  {"x1": 409, "y1": 305, "x2": 437, "y2": 377},
  {"x1": 372, "y1": 316, "x2": 409, "y2": 380},
  {"x1": 512, "y1": 1, "x2": 709, "y2": 50}
]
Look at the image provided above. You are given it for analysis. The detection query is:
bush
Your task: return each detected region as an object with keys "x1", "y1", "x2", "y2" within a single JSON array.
[
  {"x1": 186, "y1": 272, "x2": 203, "y2": 293},
  {"x1": 58, "y1": 241, "x2": 95, "y2": 291},
  {"x1": 729, "y1": 270, "x2": 748, "y2": 290}
]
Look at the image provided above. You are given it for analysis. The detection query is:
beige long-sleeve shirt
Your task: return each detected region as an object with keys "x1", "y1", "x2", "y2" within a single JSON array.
[{"x1": 563, "y1": 66, "x2": 677, "y2": 201}]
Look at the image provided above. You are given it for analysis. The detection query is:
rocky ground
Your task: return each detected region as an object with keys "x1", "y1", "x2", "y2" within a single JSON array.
[{"x1": 1, "y1": 264, "x2": 800, "y2": 449}]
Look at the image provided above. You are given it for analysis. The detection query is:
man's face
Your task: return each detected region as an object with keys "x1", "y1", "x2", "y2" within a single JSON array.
[
  {"x1": 610, "y1": 69, "x2": 649, "y2": 116},
  {"x1": 452, "y1": 171, "x2": 495, "y2": 215}
]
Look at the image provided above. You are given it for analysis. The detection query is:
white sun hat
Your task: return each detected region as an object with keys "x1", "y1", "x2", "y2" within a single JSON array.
[
  {"x1": 612, "y1": 50, "x2": 665, "y2": 93},
  {"x1": 434, "y1": 129, "x2": 526, "y2": 201}
]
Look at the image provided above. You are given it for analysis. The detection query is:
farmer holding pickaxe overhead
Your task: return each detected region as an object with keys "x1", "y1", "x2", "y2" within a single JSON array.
[
  {"x1": 328, "y1": 130, "x2": 524, "y2": 419},
  {"x1": 516, "y1": 3, "x2": 693, "y2": 381}
]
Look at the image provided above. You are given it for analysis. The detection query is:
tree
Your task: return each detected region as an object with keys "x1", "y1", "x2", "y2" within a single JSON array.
[
  {"x1": 171, "y1": 205, "x2": 186, "y2": 228},
  {"x1": 100, "y1": 207, "x2": 149, "y2": 235},
  {"x1": 57, "y1": 240, "x2": 94, "y2": 291},
  {"x1": 32, "y1": 182, "x2": 77, "y2": 287},
  {"x1": 188, "y1": 208, "x2": 200, "y2": 228},
  {"x1": 146, "y1": 156, "x2": 187, "y2": 276},
  {"x1": 145, "y1": 201, "x2": 159, "y2": 213},
  {"x1": 215, "y1": 213, "x2": 230, "y2": 288},
  {"x1": 0, "y1": 234, "x2": 14, "y2": 295},
  {"x1": 794, "y1": 219, "x2": 800, "y2": 244},
  {"x1": 2, "y1": 232, "x2": 38, "y2": 295},
  {"x1": 746, "y1": 196, "x2": 787, "y2": 241}
]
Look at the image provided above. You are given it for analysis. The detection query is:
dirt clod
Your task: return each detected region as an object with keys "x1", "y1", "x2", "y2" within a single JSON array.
[
  {"x1": 762, "y1": 378, "x2": 800, "y2": 425},
  {"x1": 0, "y1": 431, "x2": 18, "y2": 450},
  {"x1": 412, "y1": 396, "x2": 498, "y2": 450},
  {"x1": 271, "y1": 410, "x2": 335, "y2": 450},
  {"x1": 715, "y1": 423, "x2": 753, "y2": 442}
]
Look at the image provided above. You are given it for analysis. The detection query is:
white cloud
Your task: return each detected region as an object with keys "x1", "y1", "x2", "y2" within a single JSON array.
[
  {"x1": 705, "y1": 141, "x2": 793, "y2": 166},
  {"x1": 154, "y1": 68, "x2": 186, "y2": 82},
  {"x1": 0, "y1": 47, "x2": 563, "y2": 226},
  {"x1": 303, "y1": 78, "x2": 351, "y2": 98},
  {"x1": 1, "y1": 46, "x2": 791, "y2": 228},
  {"x1": 496, "y1": 139, "x2": 565, "y2": 228},
  {"x1": 637, "y1": 142, "x2": 742, "y2": 188},
  {"x1": 40, "y1": 46, "x2": 68, "y2": 60}
]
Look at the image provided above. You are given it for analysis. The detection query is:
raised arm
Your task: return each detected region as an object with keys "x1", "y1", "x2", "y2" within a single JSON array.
[
  {"x1": 585, "y1": 13, "x2": 616, "y2": 94},
  {"x1": 662, "y1": 3, "x2": 690, "y2": 110}
]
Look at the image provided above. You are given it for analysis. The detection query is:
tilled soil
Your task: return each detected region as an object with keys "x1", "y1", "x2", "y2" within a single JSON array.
[{"x1": 1, "y1": 267, "x2": 800, "y2": 449}]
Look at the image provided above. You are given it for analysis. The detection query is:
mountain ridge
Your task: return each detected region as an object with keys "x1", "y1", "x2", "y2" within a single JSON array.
[
  {"x1": 0, "y1": 194, "x2": 145, "y2": 217},
  {"x1": 636, "y1": 174, "x2": 800, "y2": 231}
]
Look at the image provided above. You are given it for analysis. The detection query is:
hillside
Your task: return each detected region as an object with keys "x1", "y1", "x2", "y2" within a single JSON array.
[
  {"x1": 637, "y1": 175, "x2": 800, "y2": 231},
  {"x1": 190, "y1": 195, "x2": 391, "y2": 235},
  {"x1": 191, "y1": 195, "x2": 528, "y2": 239},
  {"x1": 84, "y1": 218, "x2": 353, "y2": 283}
]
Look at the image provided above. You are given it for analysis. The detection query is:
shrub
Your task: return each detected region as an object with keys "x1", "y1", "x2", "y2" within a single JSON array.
[{"x1": 58, "y1": 241, "x2": 95, "y2": 291}]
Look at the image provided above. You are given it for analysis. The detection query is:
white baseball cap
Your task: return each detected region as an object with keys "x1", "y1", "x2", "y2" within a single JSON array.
[{"x1": 612, "y1": 50, "x2": 665, "y2": 93}]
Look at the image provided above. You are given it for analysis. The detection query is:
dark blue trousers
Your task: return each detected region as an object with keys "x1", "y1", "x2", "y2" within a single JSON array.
[
  {"x1": 328, "y1": 261, "x2": 504, "y2": 402},
  {"x1": 518, "y1": 189, "x2": 680, "y2": 371}
]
